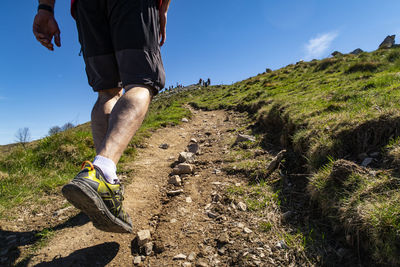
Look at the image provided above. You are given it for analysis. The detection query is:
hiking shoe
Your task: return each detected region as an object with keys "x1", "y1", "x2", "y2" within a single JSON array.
[{"x1": 62, "y1": 161, "x2": 133, "y2": 233}]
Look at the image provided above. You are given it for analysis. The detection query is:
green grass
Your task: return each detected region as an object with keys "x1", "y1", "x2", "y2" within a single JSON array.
[
  {"x1": 186, "y1": 47, "x2": 400, "y2": 265},
  {"x1": 0, "y1": 92, "x2": 191, "y2": 218},
  {"x1": 308, "y1": 161, "x2": 400, "y2": 265}
]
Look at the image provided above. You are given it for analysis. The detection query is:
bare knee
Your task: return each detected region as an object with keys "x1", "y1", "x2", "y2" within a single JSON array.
[{"x1": 95, "y1": 88, "x2": 123, "y2": 114}]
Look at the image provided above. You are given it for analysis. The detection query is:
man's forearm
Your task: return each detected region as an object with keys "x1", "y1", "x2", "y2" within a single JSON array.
[{"x1": 39, "y1": 0, "x2": 55, "y2": 8}]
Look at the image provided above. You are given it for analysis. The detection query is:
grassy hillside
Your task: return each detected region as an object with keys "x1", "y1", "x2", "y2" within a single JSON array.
[
  {"x1": 185, "y1": 47, "x2": 400, "y2": 265},
  {"x1": 2, "y1": 46, "x2": 400, "y2": 265},
  {"x1": 0, "y1": 93, "x2": 191, "y2": 219}
]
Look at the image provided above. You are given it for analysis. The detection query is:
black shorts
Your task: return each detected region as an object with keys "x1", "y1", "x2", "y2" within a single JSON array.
[{"x1": 75, "y1": 0, "x2": 165, "y2": 94}]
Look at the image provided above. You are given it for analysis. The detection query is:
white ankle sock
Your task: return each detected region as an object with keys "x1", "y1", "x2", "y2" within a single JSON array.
[{"x1": 93, "y1": 155, "x2": 119, "y2": 184}]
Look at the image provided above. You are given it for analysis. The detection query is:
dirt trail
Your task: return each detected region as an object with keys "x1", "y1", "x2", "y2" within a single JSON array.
[
  {"x1": 15, "y1": 108, "x2": 315, "y2": 266},
  {"x1": 24, "y1": 109, "x2": 237, "y2": 266}
]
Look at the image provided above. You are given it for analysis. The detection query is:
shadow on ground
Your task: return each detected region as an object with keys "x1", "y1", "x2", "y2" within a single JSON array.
[
  {"x1": 32, "y1": 242, "x2": 120, "y2": 267},
  {"x1": 1, "y1": 212, "x2": 90, "y2": 266}
]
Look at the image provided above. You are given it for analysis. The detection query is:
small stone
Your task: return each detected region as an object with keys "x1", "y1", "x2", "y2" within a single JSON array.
[
  {"x1": 182, "y1": 118, "x2": 189, "y2": 123},
  {"x1": 211, "y1": 193, "x2": 221, "y2": 203},
  {"x1": 188, "y1": 143, "x2": 200, "y2": 154},
  {"x1": 230, "y1": 203, "x2": 236, "y2": 210},
  {"x1": 207, "y1": 211, "x2": 218, "y2": 219},
  {"x1": 36, "y1": 213, "x2": 44, "y2": 217},
  {"x1": 237, "y1": 202, "x2": 247, "y2": 211},
  {"x1": 173, "y1": 253, "x2": 187, "y2": 260},
  {"x1": 186, "y1": 197, "x2": 192, "y2": 203},
  {"x1": 141, "y1": 256, "x2": 146, "y2": 260},
  {"x1": 235, "y1": 134, "x2": 255, "y2": 143},
  {"x1": 196, "y1": 261, "x2": 209, "y2": 267},
  {"x1": 170, "y1": 218, "x2": 177, "y2": 223},
  {"x1": 159, "y1": 143, "x2": 169, "y2": 149},
  {"x1": 167, "y1": 189, "x2": 184, "y2": 196},
  {"x1": 144, "y1": 242, "x2": 153, "y2": 256},
  {"x1": 217, "y1": 247, "x2": 226, "y2": 255},
  {"x1": 137, "y1": 230, "x2": 151, "y2": 246},
  {"x1": 190, "y1": 138, "x2": 198, "y2": 143},
  {"x1": 217, "y1": 232, "x2": 229, "y2": 244},
  {"x1": 211, "y1": 182, "x2": 222, "y2": 185},
  {"x1": 276, "y1": 240, "x2": 287, "y2": 249},
  {"x1": 243, "y1": 227, "x2": 253, "y2": 234},
  {"x1": 17, "y1": 218, "x2": 24, "y2": 222},
  {"x1": 53, "y1": 206, "x2": 73, "y2": 217},
  {"x1": 235, "y1": 183, "x2": 241, "y2": 186},
  {"x1": 361, "y1": 157, "x2": 373, "y2": 167},
  {"x1": 172, "y1": 163, "x2": 194, "y2": 175},
  {"x1": 168, "y1": 175, "x2": 182, "y2": 186},
  {"x1": 133, "y1": 256, "x2": 141, "y2": 265},
  {"x1": 236, "y1": 222, "x2": 245, "y2": 228},
  {"x1": 179, "y1": 152, "x2": 196, "y2": 163},
  {"x1": 188, "y1": 252, "x2": 196, "y2": 261},
  {"x1": 212, "y1": 169, "x2": 221, "y2": 174},
  {"x1": 182, "y1": 262, "x2": 192, "y2": 267}
]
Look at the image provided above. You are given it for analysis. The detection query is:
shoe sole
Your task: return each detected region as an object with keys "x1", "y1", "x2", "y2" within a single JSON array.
[{"x1": 62, "y1": 180, "x2": 133, "y2": 233}]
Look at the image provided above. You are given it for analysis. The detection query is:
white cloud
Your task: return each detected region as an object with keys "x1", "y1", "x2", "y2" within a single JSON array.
[{"x1": 304, "y1": 31, "x2": 339, "y2": 60}]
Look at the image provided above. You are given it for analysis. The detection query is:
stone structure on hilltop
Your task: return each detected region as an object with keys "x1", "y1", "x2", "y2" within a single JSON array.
[
  {"x1": 331, "y1": 51, "x2": 343, "y2": 57},
  {"x1": 379, "y1": 35, "x2": 396, "y2": 49},
  {"x1": 350, "y1": 48, "x2": 364, "y2": 55}
]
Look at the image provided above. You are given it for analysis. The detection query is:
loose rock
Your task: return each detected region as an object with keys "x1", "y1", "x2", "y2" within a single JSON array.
[
  {"x1": 207, "y1": 211, "x2": 218, "y2": 219},
  {"x1": 182, "y1": 118, "x2": 189, "y2": 123},
  {"x1": 168, "y1": 175, "x2": 182, "y2": 186},
  {"x1": 167, "y1": 189, "x2": 184, "y2": 196},
  {"x1": 172, "y1": 163, "x2": 194, "y2": 175},
  {"x1": 361, "y1": 157, "x2": 373, "y2": 167},
  {"x1": 276, "y1": 240, "x2": 288, "y2": 249},
  {"x1": 159, "y1": 143, "x2": 169, "y2": 149},
  {"x1": 133, "y1": 256, "x2": 142, "y2": 265},
  {"x1": 186, "y1": 197, "x2": 193, "y2": 203},
  {"x1": 196, "y1": 261, "x2": 209, "y2": 267},
  {"x1": 237, "y1": 202, "x2": 247, "y2": 211},
  {"x1": 137, "y1": 230, "x2": 151, "y2": 246},
  {"x1": 188, "y1": 143, "x2": 200, "y2": 154},
  {"x1": 187, "y1": 252, "x2": 196, "y2": 261},
  {"x1": 243, "y1": 227, "x2": 253, "y2": 234},
  {"x1": 235, "y1": 134, "x2": 256, "y2": 143},
  {"x1": 182, "y1": 262, "x2": 192, "y2": 267},
  {"x1": 173, "y1": 253, "x2": 187, "y2": 260},
  {"x1": 179, "y1": 152, "x2": 196, "y2": 163},
  {"x1": 144, "y1": 242, "x2": 153, "y2": 256}
]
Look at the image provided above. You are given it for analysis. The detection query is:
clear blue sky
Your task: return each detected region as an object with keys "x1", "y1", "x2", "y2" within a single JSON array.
[{"x1": 1, "y1": 0, "x2": 400, "y2": 145}]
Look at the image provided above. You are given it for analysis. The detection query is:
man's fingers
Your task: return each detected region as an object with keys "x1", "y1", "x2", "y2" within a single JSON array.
[
  {"x1": 54, "y1": 32, "x2": 61, "y2": 47},
  {"x1": 160, "y1": 33, "x2": 166, "y2": 46}
]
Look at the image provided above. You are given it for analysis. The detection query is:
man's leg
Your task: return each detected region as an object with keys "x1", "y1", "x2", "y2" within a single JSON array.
[
  {"x1": 96, "y1": 86, "x2": 153, "y2": 164},
  {"x1": 91, "y1": 88, "x2": 123, "y2": 154}
]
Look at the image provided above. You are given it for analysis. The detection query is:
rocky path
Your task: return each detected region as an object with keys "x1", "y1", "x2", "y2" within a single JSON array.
[{"x1": 10, "y1": 109, "x2": 315, "y2": 266}]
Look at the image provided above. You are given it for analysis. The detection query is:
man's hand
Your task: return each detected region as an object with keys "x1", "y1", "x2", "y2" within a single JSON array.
[
  {"x1": 159, "y1": 0, "x2": 171, "y2": 47},
  {"x1": 33, "y1": 10, "x2": 61, "y2": 51}
]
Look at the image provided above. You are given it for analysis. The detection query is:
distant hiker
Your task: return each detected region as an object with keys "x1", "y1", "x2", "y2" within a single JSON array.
[
  {"x1": 198, "y1": 78, "x2": 203, "y2": 85},
  {"x1": 33, "y1": 0, "x2": 171, "y2": 233},
  {"x1": 206, "y1": 78, "x2": 211, "y2": 87}
]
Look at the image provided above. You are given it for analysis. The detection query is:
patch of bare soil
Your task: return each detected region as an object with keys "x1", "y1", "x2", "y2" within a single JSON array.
[{"x1": 2, "y1": 108, "x2": 353, "y2": 267}]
